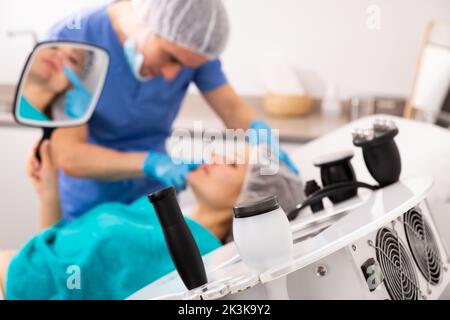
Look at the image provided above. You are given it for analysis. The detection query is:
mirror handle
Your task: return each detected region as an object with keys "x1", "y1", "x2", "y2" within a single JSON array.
[{"x1": 35, "y1": 127, "x2": 55, "y2": 162}]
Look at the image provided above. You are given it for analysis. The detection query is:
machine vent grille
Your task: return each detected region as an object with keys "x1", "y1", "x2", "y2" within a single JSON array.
[
  {"x1": 404, "y1": 208, "x2": 442, "y2": 285},
  {"x1": 375, "y1": 227, "x2": 420, "y2": 300}
]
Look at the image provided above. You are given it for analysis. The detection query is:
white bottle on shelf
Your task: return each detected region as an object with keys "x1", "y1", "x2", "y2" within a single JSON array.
[{"x1": 322, "y1": 82, "x2": 341, "y2": 117}]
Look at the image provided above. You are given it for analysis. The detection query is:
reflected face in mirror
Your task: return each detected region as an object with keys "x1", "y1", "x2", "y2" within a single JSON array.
[
  {"x1": 15, "y1": 42, "x2": 110, "y2": 127},
  {"x1": 28, "y1": 46, "x2": 86, "y2": 96}
]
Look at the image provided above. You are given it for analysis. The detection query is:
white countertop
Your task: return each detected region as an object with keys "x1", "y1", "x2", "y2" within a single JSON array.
[{"x1": 0, "y1": 112, "x2": 14, "y2": 124}]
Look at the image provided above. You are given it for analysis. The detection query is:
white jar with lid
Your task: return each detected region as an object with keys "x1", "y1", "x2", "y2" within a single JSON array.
[{"x1": 233, "y1": 195, "x2": 293, "y2": 299}]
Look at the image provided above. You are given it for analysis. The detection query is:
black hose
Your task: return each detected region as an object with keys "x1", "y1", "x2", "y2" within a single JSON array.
[{"x1": 287, "y1": 181, "x2": 380, "y2": 221}]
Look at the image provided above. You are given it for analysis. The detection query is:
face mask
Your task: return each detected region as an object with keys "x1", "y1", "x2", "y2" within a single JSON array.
[{"x1": 123, "y1": 37, "x2": 153, "y2": 81}]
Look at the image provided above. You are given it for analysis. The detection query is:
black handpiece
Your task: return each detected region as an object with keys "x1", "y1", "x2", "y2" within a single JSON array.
[
  {"x1": 304, "y1": 180, "x2": 324, "y2": 213},
  {"x1": 353, "y1": 121, "x2": 401, "y2": 187},
  {"x1": 148, "y1": 187, "x2": 208, "y2": 290}
]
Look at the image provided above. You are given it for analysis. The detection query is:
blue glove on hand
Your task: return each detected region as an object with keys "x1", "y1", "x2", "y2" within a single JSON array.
[
  {"x1": 143, "y1": 152, "x2": 201, "y2": 192},
  {"x1": 63, "y1": 66, "x2": 93, "y2": 119},
  {"x1": 248, "y1": 119, "x2": 299, "y2": 175}
]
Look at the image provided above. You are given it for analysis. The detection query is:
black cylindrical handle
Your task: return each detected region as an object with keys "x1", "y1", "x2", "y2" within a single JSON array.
[
  {"x1": 35, "y1": 127, "x2": 54, "y2": 162},
  {"x1": 148, "y1": 187, "x2": 207, "y2": 290}
]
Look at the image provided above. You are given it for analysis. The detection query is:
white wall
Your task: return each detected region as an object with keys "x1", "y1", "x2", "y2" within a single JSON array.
[
  {"x1": 221, "y1": 0, "x2": 450, "y2": 97},
  {"x1": 0, "y1": 127, "x2": 41, "y2": 249},
  {"x1": 1, "y1": 0, "x2": 449, "y2": 97}
]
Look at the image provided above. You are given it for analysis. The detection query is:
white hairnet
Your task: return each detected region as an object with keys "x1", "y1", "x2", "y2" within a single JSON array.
[{"x1": 132, "y1": 0, "x2": 230, "y2": 59}]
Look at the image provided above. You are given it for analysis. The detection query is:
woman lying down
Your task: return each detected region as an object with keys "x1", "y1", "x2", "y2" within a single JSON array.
[{"x1": 0, "y1": 141, "x2": 303, "y2": 300}]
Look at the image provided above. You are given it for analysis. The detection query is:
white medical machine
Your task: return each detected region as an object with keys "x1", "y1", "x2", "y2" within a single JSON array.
[{"x1": 129, "y1": 116, "x2": 450, "y2": 300}]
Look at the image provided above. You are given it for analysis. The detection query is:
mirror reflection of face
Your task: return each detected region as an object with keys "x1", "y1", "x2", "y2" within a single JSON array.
[
  {"x1": 15, "y1": 42, "x2": 109, "y2": 127},
  {"x1": 28, "y1": 46, "x2": 86, "y2": 95},
  {"x1": 19, "y1": 45, "x2": 91, "y2": 123}
]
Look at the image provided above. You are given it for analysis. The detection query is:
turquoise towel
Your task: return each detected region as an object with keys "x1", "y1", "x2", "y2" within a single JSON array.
[
  {"x1": 6, "y1": 196, "x2": 221, "y2": 300},
  {"x1": 18, "y1": 96, "x2": 50, "y2": 122}
]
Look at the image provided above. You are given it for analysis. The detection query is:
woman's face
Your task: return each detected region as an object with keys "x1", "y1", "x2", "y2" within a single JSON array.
[
  {"x1": 188, "y1": 154, "x2": 248, "y2": 210},
  {"x1": 29, "y1": 46, "x2": 85, "y2": 94}
]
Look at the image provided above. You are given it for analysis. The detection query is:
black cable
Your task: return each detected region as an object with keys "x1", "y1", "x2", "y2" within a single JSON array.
[
  {"x1": 307, "y1": 181, "x2": 378, "y2": 199},
  {"x1": 287, "y1": 181, "x2": 380, "y2": 221}
]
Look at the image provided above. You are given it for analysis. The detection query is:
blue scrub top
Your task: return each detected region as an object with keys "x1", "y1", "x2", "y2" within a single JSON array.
[{"x1": 46, "y1": 3, "x2": 228, "y2": 221}]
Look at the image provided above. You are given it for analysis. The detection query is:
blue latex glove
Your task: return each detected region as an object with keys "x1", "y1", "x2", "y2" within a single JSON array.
[
  {"x1": 143, "y1": 152, "x2": 201, "y2": 192},
  {"x1": 248, "y1": 119, "x2": 300, "y2": 175},
  {"x1": 63, "y1": 66, "x2": 93, "y2": 119}
]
